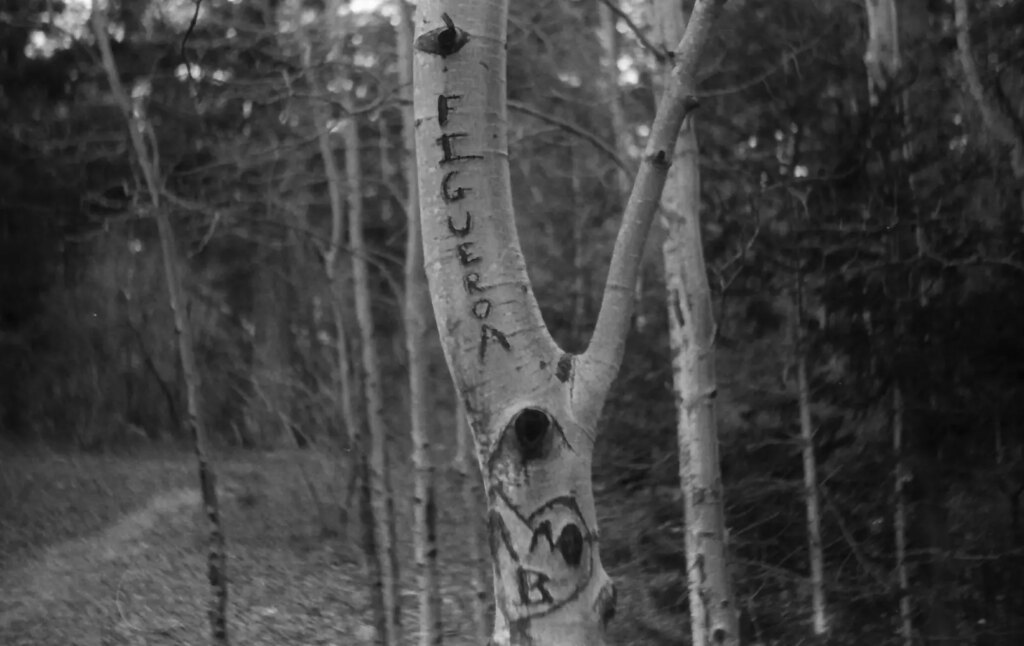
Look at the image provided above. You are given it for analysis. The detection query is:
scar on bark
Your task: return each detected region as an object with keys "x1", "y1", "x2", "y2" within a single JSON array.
[
  {"x1": 648, "y1": 150, "x2": 671, "y2": 168},
  {"x1": 595, "y1": 583, "x2": 617, "y2": 627},
  {"x1": 413, "y1": 13, "x2": 470, "y2": 58},
  {"x1": 555, "y1": 353, "x2": 573, "y2": 383}
]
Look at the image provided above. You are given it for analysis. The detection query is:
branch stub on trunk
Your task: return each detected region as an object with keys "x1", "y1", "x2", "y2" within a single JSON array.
[{"x1": 414, "y1": 13, "x2": 470, "y2": 58}]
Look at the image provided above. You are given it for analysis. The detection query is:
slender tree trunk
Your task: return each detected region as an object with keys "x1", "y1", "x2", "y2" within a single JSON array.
[
  {"x1": 92, "y1": 9, "x2": 228, "y2": 644},
  {"x1": 303, "y1": 28, "x2": 370, "y2": 572},
  {"x1": 953, "y1": 0, "x2": 1024, "y2": 219},
  {"x1": 345, "y1": 114, "x2": 402, "y2": 646},
  {"x1": 793, "y1": 289, "x2": 828, "y2": 637},
  {"x1": 893, "y1": 385, "x2": 914, "y2": 646},
  {"x1": 651, "y1": 2, "x2": 739, "y2": 644},
  {"x1": 398, "y1": 1, "x2": 443, "y2": 643},
  {"x1": 412, "y1": 2, "x2": 726, "y2": 644},
  {"x1": 455, "y1": 398, "x2": 490, "y2": 644},
  {"x1": 599, "y1": 4, "x2": 645, "y2": 329}
]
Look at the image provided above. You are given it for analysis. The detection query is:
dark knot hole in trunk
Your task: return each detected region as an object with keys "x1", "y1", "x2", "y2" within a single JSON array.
[{"x1": 513, "y1": 407, "x2": 551, "y2": 460}]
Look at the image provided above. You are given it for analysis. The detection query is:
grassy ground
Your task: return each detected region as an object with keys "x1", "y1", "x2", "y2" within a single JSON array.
[{"x1": 0, "y1": 447, "x2": 689, "y2": 646}]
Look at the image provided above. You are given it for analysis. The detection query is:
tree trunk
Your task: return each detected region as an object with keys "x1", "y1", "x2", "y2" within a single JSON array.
[
  {"x1": 412, "y1": 2, "x2": 725, "y2": 644},
  {"x1": 953, "y1": 0, "x2": 1024, "y2": 219},
  {"x1": 651, "y1": 1, "x2": 740, "y2": 644},
  {"x1": 893, "y1": 386, "x2": 914, "y2": 646},
  {"x1": 304, "y1": 27, "x2": 370, "y2": 572},
  {"x1": 398, "y1": 1, "x2": 443, "y2": 644},
  {"x1": 455, "y1": 398, "x2": 490, "y2": 644},
  {"x1": 345, "y1": 114, "x2": 402, "y2": 646},
  {"x1": 92, "y1": 10, "x2": 228, "y2": 645},
  {"x1": 793, "y1": 291, "x2": 828, "y2": 637},
  {"x1": 863, "y1": 0, "x2": 901, "y2": 107}
]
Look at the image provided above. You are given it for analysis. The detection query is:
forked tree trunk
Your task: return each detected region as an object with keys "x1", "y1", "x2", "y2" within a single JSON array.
[
  {"x1": 792, "y1": 286, "x2": 828, "y2": 637},
  {"x1": 455, "y1": 398, "x2": 490, "y2": 644},
  {"x1": 650, "y1": 2, "x2": 739, "y2": 644},
  {"x1": 397, "y1": 1, "x2": 443, "y2": 643},
  {"x1": 344, "y1": 115, "x2": 402, "y2": 646},
  {"x1": 412, "y1": 2, "x2": 726, "y2": 644},
  {"x1": 92, "y1": 9, "x2": 228, "y2": 645}
]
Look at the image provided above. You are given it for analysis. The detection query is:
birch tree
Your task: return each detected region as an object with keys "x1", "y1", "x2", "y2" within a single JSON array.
[
  {"x1": 91, "y1": 6, "x2": 228, "y2": 644},
  {"x1": 791, "y1": 281, "x2": 828, "y2": 637},
  {"x1": 397, "y1": 0, "x2": 443, "y2": 643},
  {"x1": 863, "y1": 3, "x2": 913, "y2": 644},
  {"x1": 411, "y1": 1, "x2": 726, "y2": 644},
  {"x1": 650, "y1": 1, "x2": 739, "y2": 644},
  {"x1": 344, "y1": 114, "x2": 402, "y2": 646}
]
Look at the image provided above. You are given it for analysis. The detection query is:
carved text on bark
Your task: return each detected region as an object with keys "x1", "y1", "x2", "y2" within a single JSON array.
[{"x1": 432, "y1": 91, "x2": 511, "y2": 361}]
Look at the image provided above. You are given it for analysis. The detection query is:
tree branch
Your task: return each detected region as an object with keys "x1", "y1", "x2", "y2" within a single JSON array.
[
  {"x1": 582, "y1": 0, "x2": 727, "y2": 392},
  {"x1": 508, "y1": 99, "x2": 630, "y2": 173},
  {"x1": 594, "y1": 0, "x2": 670, "y2": 63}
]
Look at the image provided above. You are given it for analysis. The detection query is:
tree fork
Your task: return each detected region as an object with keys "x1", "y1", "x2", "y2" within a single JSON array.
[{"x1": 412, "y1": 2, "x2": 726, "y2": 644}]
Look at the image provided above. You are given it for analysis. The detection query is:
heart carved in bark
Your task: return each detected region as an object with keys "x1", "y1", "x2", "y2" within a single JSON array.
[{"x1": 488, "y1": 491, "x2": 595, "y2": 619}]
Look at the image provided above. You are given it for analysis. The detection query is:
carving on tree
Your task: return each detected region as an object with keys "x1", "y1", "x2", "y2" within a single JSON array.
[{"x1": 412, "y1": 3, "x2": 726, "y2": 644}]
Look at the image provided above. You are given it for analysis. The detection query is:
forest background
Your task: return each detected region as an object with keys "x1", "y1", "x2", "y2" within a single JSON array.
[{"x1": 1, "y1": 0, "x2": 1023, "y2": 645}]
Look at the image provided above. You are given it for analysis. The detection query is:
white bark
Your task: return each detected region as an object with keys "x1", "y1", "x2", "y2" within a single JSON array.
[
  {"x1": 455, "y1": 398, "x2": 490, "y2": 644},
  {"x1": 863, "y1": 0, "x2": 901, "y2": 106},
  {"x1": 651, "y1": 2, "x2": 739, "y2": 643},
  {"x1": 412, "y1": 2, "x2": 725, "y2": 644},
  {"x1": 398, "y1": 1, "x2": 443, "y2": 643}
]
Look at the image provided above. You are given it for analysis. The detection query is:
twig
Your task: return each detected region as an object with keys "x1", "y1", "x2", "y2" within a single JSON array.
[
  {"x1": 594, "y1": 0, "x2": 669, "y2": 63},
  {"x1": 508, "y1": 99, "x2": 631, "y2": 173}
]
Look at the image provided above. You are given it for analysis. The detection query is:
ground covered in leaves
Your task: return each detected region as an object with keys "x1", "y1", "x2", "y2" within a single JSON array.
[{"x1": 0, "y1": 447, "x2": 691, "y2": 646}]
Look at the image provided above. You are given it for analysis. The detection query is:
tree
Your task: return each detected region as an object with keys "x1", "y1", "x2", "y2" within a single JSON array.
[
  {"x1": 411, "y1": 1, "x2": 726, "y2": 644},
  {"x1": 397, "y1": 0, "x2": 443, "y2": 643},
  {"x1": 345, "y1": 109, "x2": 402, "y2": 646},
  {"x1": 650, "y1": 1, "x2": 740, "y2": 643},
  {"x1": 91, "y1": 5, "x2": 228, "y2": 644},
  {"x1": 953, "y1": 0, "x2": 1024, "y2": 220}
]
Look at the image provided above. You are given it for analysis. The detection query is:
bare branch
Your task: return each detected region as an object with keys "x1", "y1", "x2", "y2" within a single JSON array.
[
  {"x1": 583, "y1": 0, "x2": 727, "y2": 390},
  {"x1": 508, "y1": 99, "x2": 631, "y2": 173},
  {"x1": 594, "y1": 0, "x2": 670, "y2": 63}
]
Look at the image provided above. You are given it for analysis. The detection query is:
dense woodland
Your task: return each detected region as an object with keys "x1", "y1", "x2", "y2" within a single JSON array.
[{"x1": 2, "y1": 0, "x2": 1024, "y2": 645}]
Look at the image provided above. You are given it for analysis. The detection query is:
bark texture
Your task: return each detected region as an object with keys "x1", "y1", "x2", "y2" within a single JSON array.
[
  {"x1": 398, "y1": 1, "x2": 443, "y2": 643},
  {"x1": 92, "y1": 8, "x2": 228, "y2": 644},
  {"x1": 412, "y1": 1, "x2": 725, "y2": 644},
  {"x1": 651, "y1": 3, "x2": 738, "y2": 643},
  {"x1": 455, "y1": 398, "x2": 490, "y2": 644}
]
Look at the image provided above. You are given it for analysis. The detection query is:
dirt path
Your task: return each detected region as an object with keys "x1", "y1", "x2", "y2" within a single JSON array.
[{"x1": 0, "y1": 487, "x2": 200, "y2": 638}]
